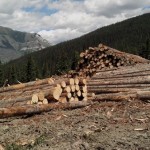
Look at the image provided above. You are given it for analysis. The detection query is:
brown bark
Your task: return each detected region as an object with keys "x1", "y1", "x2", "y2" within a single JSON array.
[
  {"x1": 87, "y1": 84, "x2": 150, "y2": 88},
  {"x1": 87, "y1": 76, "x2": 150, "y2": 85},
  {"x1": 93, "y1": 72, "x2": 150, "y2": 80},
  {"x1": 0, "y1": 101, "x2": 91, "y2": 118},
  {"x1": 96, "y1": 64, "x2": 150, "y2": 76},
  {"x1": 137, "y1": 91, "x2": 150, "y2": 100},
  {"x1": 94, "y1": 92, "x2": 137, "y2": 101},
  {"x1": 0, "y1": 78, "x2": 54, "y2": 93},
  {"x1": 88, "y1": 87, "x2": 140, "y2": 94}
]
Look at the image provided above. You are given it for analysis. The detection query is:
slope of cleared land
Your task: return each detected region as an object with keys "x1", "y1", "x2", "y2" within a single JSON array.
[{"x1": 0, "y1": 100, "x2": 150, "y2": 150}]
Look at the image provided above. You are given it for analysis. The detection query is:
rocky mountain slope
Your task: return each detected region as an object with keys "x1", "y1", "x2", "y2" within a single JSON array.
[{"x1": 0, "y1": 26, "x2": 50, "y2": 62}]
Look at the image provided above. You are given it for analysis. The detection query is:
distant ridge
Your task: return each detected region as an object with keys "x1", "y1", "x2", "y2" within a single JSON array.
[{"x1": 0, "y1": 26, "x2": 50, "y2": 62}]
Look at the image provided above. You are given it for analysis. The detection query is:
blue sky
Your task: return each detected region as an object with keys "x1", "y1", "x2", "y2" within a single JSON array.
[
  {"x1": 143, "y1": 6, "x2": 150, "y2": 10},
  {"x1": 0, "y1": 0, "x2": 149, "y2": 44},
  {"x1": 23, "y1": 6, "x2": 58, "y2": 15}
]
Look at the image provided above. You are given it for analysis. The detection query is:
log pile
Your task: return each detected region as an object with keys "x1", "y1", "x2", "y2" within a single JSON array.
[
  {"x1": 24, "y1": 78, "x2": 88, "y2": 105},
  {"x1": 87, "y1": 63, "x2": 150, "y2": 102},
  {"x1": 73, "y1": 44, "x2": 149, "y2": 77},
  {"x1": 0, "y1": 77, "x2": 88, "y2": 108},
  {"x1": 0, "y1": 77, "x2": 89, "y2": 118}
]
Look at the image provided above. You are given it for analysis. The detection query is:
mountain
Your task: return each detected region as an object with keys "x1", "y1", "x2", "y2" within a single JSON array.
[
  {"x1": 1, "y1": 13, "x2": 150, "y2": 85},
  {"x1": 0, "y1": 26, "x2": 50, "y2": 62}
]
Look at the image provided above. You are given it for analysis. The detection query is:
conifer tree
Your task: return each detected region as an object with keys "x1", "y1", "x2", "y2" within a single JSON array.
[
  {"x1": 71, "y1": 51, "x2": 80, "y2": 70},
  {"x1": 0, "y1": 60, "x2": 3, "y2": 86},
  {"x1": 8, "y1": 65, "x2": 17, "y2": 85},
  {"x1": 146, "y1": 39, "x2": 150, "y2": 59},
  {"x1": 42, "y1": 62, "x2": 50, "y2": 78},
  {"x1": 26, "y1": 56, "x2": 36, "y2": 82}
]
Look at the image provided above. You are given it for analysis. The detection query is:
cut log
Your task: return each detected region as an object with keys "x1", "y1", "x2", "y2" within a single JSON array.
[
  {"x1": 0, "y1": 101, "x2": 91, "y2": 118},
  {"x1": 69, "y1": 97, "x2": 75, "y2": 103},
  {"x1": 71, "y1": 85, "x2": 76, "y2": 92},
  {"x1": 94, "y1": 92, "x2": 137, "y2": 101},
  {"x1": 59, "y1": 97, "x2": 67, "y2": 103},
  {"x1": 74, "y1": 97, "x2": 79, "y2": 102},
  {"x1": 64, "y1": 86, "x2": 71, "y2": 93},
  {"x1": 137, "y1": 91, "x2": 150, "y2": 100},
  {"x1": 31, "y1": 94, "x2": 38, "y2": 104},
  {"x1": 74, "y1": 78, "x2": 79, "y2": 85},
  {"x1": 0, "y1": 96, "x2": 32, "y2": 108},
  {"x1": 93, "y1": 70, "x2": 150, "y2": 79},
  {"x1": 87, "y1": 76, "x2": 150, "y2": 85},
  {"x1": 70, "y1": 78, "x2": 75, "y2": 85},
  {"x1": 61, "y1": 81, "x2": 66, "y2": 88},
  {"x1": 38, "y1": 102, "x2": 43, "y2": 105},
  {"x1": 77, "y1": 90, "x2": 81, "y2": 97},
  {"x1": 88, "y1": 87, "x2": 140, "y2": 93},
  {"x1": 46, "y1": 87, "x2": 62, "y2": 101},
  {"x1": 43, "y1": 98, "x2": 48, "y2": 104},
  {"x1": 56, "y1": 84, "x2": 61, "y2": 88},
  {"x1": 27, "y1": 101, "x2": 31, "y2": 105},
  {"x1": 96, "y1": 65, "x2": 150, "y2": 76},
  {"x1": 38, "y1": 92, "x2": 45, "y2": 101},
  {"x1": 0, "y1": 78, "x2": 54, "y2": 93},
  {"x1": 82, "y1": 86, "x2": 87, "y2": 93},
  {"x1": 67, "y1": 93, "x2": 72, "y2": 99},
  {"x1": 87, "y1": 84, "x2": 150, "y2": 88},
  {"x1": 75, "y1": 85, "x2": 80, "y2": 91}
]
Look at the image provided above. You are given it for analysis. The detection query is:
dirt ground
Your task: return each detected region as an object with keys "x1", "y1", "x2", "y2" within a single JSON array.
[{"x1": 0, "y1": 100, "x2": 150, "y2": 150}]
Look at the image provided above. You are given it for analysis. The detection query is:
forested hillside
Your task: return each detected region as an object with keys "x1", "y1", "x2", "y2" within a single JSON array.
[{"x1": 1, "y1": 13, "x2": 150, "y2": 86}]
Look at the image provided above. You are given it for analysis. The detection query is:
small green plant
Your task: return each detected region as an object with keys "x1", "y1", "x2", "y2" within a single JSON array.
[
  {"x1": 34, "y1": 135, "x2": 45, "y2": 146},
  {"x1": 5, "y1": 143, "x2": 24, "y2": 150}
]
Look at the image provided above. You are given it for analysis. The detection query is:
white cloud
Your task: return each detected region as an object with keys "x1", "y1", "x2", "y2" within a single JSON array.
[
  {"x1": 0, "y1": 0, "x2": 149, "y2": 44},
  {"x1": 38, "y1": 28, "x2": 82, "y2": 45}
]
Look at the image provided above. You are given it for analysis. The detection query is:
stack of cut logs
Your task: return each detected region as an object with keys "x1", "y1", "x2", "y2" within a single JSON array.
[
  {"x1": 74, "y1": 44, "x2": 149, "y2": 77},
  {"x1": 0, "y1": 77, "x2": 87, "y2": 108},
  {"x1": 0, "y1": 77, "x2": 89, "y2": 118},
  {"x1": 87, "y1": 63, "x2": 150, "y2": 102},
  {"x1": 28, "y1": 78, "x2": 87, "y2": 105}
]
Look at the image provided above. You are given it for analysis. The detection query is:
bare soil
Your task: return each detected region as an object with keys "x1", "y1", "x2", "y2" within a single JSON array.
[{"x1": 0, "y1": 100, "x2": 150, "y2": 150}]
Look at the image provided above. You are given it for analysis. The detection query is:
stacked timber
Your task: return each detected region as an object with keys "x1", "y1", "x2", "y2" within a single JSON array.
[
  {"x1": 87, "y1": 63, "x2": 150, "y2": 102},
  {"x1": 0, "y1": 77, "x2": 89, "y2": 118},
  {"x1": 0, "y1": 77, "x2": 88, "y2": 108},
  {"x1": 57, "y1": 78, "x2": 87, "y2": 103},
  {"x1": 74, "y1": 44, "x2": 149, "y2": 77},
  {"x1": 28, "y1": 78, "x2": 88, "y2": 104}
]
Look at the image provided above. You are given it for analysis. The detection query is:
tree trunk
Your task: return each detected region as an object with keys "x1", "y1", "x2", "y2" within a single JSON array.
[{"x1": 0, "y1": 101, "x2": 91, "y2": 119}]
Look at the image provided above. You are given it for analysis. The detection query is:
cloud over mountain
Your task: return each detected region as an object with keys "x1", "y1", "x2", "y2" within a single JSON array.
[{"x1": 0, "y1": 0, "x2": 149, "y2": 44}]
